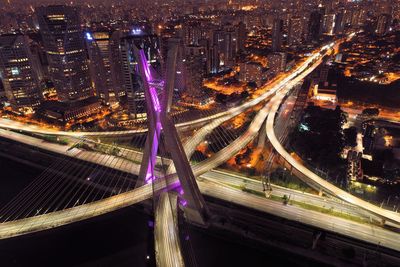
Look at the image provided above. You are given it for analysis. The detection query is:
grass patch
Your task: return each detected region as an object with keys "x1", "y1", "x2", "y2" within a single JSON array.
[
  {"x1": 221, "y1": 181, "x2": 370, "y2": 225},
  {"x1": 291, "y1": 200, "x2": 368, "y2": 224},
  {"x1": 242, "y1": 187, "x2": 267, "y2": 197},
  {"x1": 41, "y1": 135, "x2": 69, "y2": 145}
]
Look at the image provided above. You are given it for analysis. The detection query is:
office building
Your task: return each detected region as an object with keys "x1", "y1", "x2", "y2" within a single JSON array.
[
  {"x1": 308, "y1": 10, "x2": 323, "y2": 42},
  {"x1": 375, "y1": 14, "x2": 392, "y2": 36},
  {"x1": 37, "y1": 5, "x2": 92, "y2": 102},
  {"x1": 271, "y1": 18, "x2": 283, "y2": 52},
  {"x1": 85, "y1": 31, "x2": 115, "y2": 104},
  {"x1": 267, "y1": 52, "x2": 286, "y2": 75},
  {"x1": 288, "y1": 17, "x2": 303, "y2": 46},
  {"x1": 184, "y1": 45, "x2": 207, "y2": 102},
  {"x1": 239, "y1": 61, "x2": 264, "y2": 86},
  {"x1": 0, "y1": 34, "x2": 41, "y2": 113},
  {"x1": 236, "y1": 21, "x2": 247, "y2": 52}
]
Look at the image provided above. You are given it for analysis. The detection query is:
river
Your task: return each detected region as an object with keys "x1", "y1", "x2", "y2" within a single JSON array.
[{"x1": 0, "y1": 156, "x2": 326, "y2": 267}]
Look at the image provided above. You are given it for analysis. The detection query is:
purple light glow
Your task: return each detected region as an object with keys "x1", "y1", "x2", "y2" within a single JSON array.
[
  {"x1": 140, "y1": 50, "x2": 162, "y2": 113},
  {"x1": 145, "y1": 130, "x2": 160, "y2": 184},
  {"x1": 180, "y1": 199, "x2": 188, "y2": 207},
  {"x1": 149, "y1": 87, "x2": 161, "y2": 112},
  {"x1": 169, "y1": 179, "x2": 181, "y2": 188},
  {"x1": 139, "y1": 48, "x2": 190, "y2": 208},
  {"x1": 140, "y1": 49, "x2": 163, "y2": 184},
  {"x1": 140, "y1": 50, "x2": 152, "y2": 81}
]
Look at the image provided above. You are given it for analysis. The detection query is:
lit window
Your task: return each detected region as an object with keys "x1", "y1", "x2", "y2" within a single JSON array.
[{"x1": 11, "y1": 67, "x2": 20, "y2": 76}]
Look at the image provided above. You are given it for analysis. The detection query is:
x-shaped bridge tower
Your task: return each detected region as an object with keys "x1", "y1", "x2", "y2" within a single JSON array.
[{"x1": 134, "y1": 40, "x2": 209, "y2": 225}]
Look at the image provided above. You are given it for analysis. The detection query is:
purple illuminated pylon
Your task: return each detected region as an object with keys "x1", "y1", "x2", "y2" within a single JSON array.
[
  {"x1": 136, "y1": 44, "x2": 209, "y2": 225},
  {"x1": 140, "y1": 50, "x2": 163, "y2": 184}
]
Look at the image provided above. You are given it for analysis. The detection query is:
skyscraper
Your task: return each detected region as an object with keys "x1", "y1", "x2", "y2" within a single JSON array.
[
  {"x1": 308, "y1": 10, "x2": 323, "y2": 43},
  {"x1": 36, "y1": 5, "x2": 92, "y2": 102},
  {"x1": 271, "y1": 18, "x2": 283, "y2": 52},
  {"x1": 210, "y1": 24, "x2": 238, "y2": 72},
  {"x1": 119, "y1": 29, "x2": 160, "y2": 117},
  {"x1": 85, "y1": 31, "x2": 115, "y2": 104},
  {"x1": 184, "y1": 45, "x2": 207, "y2": 101},
  {"x1": 236, "y1": 21, "x2": 247, "y2": 52},
  {"x1": 323, "y1": 13, "x2": 336, "y2": 35},
  {"x1": 109, "y1": 30, "x2": 126, "y2": 100},
  {"x1": 267, "y1": 52, "x2": 286, "y2": 75},
  {"x1": 0, "y1": 34, "x2": 42, "y2": 113},
  {"x1": 375, "y1": 14, "x2": 392, "y2": 36},
  {"x1": 288, "y1": 17, "x2": 303, "y2": 46},
  {"x1": 334, "y1": 10, "x2": 345, "y2": 35}
]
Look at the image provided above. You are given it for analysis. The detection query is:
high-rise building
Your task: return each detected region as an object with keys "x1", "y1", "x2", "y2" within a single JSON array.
[
  {"x1": 350, "y1": 9, "x2": 366, "y2": 28},
  {"x1": 37, "y1": 5, "x2": 92, "y2": 102},
  {"x1": 210, "y1": 24, "x2": 238, "y2": 72},
  {"x1": 334, "y1": 10, "x2": 345, "y2": 35},
  {"x1": 308, "y1": 10, "x2": 323, "y2": 43},
  {"x1": 319, "y1": 65, "x2": 330, "y2": 83},
  {"x1": 85, "y1": 31, "x2": 115, "y2": 104},
  {"x1": 323, "y1": 13, "x2": 336, "y2": 35},
  {"x1": 183, "y1": 45, "x2": 206, "y2": 102},
  {"x1": 119, "y1": 29, "x2": 160, "y2": 118},
  {"x1": 322, "y1": 0, "x2": 339, "y2": 14},
  {"x1": 183, "y1": 22, "x2": 203, "y2": 46},
  {"x1": 0, "y1": 34, "x2": 41, "y2": 113},
  {"x1": 267, "y1": 52, "x2": 286, "y2": 75},
  {"x1": 271, "y1": 18, "x2": 283, "y2": 52},
  {"x1": 239, "y1": 61, "x2": 264, "y2": 86},
  {"x1": 236, "y1": 21, "x2": 247, "y2": 52},
  {"x1": 288, "y1": 17, "x2": 303, "y2": 46},
  {"x1": 109, "y1": 30, "x2": 126, "y2": 100},
  {"x1": 375, "y1": 14, "x2": 392, "y2": 36}
]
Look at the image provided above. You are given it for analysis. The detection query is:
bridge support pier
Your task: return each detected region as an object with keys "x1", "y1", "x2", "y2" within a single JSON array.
[{"x1": 257, "y1": 120, "x2": 267, "y2": 149}]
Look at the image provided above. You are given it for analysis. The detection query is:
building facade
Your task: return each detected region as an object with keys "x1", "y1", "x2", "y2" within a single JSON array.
[
  {"x1": 85, "y1": 31, "x2": 116, "y2": 104},
  {"x1": 0, "y1": 34, "x2": 41, "y2": 113},
  {"x1": 288, "y1": 17, "x2": 303, "y2": 46},
  {"x1": 37, "y1": 5, "x2": 92, "y2": 102},
  {"x1": 271, "y1": 18, "x2": 283, "y2": 52}
]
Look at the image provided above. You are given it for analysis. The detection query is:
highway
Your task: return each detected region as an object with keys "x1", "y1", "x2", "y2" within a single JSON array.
[
  {"x1": 0, "y1": 39, "x2": 341, "y2": 233},
  {"x1": 2, "y1": 168, "x2": 400, "y2": 252},
  {"x1": 265, "y1": 70, "x2": 400, "y2": 225},
  {"x1": 1, "y1": 119, "x2": 400, "y2": 252},
  {"x1": 154, "y1": 192, "x2": 184, "y2": 267},
  {"x1": 202, "y1": 170, "x2": 380, "y2": 221},
  {"x1": 199, "y1": 178, "x2": 400, "y2": 252},
  {"x1": 0, "y1": 124, "x2": 379, "y2": 222},
  {"x1": 4, "y1": 36, "x2": 395, "y2": 253}
]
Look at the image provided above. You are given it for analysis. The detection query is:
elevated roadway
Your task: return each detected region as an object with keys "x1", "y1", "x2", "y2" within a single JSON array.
[
  {"x1": 0, "y1": 39, "x2": 342, "y2": 237},
  {"x1": 265, "y1": 74, "x2": 400, "y2": 226}
]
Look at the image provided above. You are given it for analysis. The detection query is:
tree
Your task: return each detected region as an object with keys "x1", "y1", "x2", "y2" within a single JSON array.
[
  {"x1": 247, "y1": 81, "x2": 257, "y2": 88},
  {"x1": 290, "y1": 105, "x2": 346, "y2": 171},
  {"x1": 344, "y1": 127, "x2": 357, "y2": 147},
  {"x1": 362, "y1": 108, "x2": 379, "y2": 117}
]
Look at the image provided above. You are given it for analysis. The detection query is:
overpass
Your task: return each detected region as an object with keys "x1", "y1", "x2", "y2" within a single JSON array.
[
  {"x1": 2, "y1": 35, "x2": 400, "y2": 259},
  {"x1": 265, "y1": 74, "x2": 400, "y2": 225}
]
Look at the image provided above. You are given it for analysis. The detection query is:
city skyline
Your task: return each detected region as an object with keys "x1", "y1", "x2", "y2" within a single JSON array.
[{"x1": 0, "y1": 1, "x2": 399, "y2": 266}]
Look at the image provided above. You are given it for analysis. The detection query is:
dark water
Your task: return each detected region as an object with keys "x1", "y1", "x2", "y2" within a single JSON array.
[{"x1": 0, "y1": 156, "x2": 324, "y2": 267}]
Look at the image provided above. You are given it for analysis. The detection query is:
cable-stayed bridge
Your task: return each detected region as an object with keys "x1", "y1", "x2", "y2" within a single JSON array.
[{"x1": 1, "y1": 35, "x2": 400, "y2": 266}]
